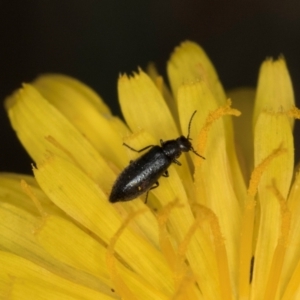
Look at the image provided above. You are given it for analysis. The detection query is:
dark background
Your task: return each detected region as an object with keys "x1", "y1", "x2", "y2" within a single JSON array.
[{"x1": 1, "y1": 1, "x2": 300, "y2": 174}]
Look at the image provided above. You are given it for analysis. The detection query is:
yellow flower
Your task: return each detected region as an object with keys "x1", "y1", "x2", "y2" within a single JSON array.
[{"x1": 1, "y1": 41, "x2": 300, "y2": 299}]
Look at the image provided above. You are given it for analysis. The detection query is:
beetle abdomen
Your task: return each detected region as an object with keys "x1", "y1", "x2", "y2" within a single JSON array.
[{"x1": 109, "y1": 147, "x2": 172, "y2": 202}]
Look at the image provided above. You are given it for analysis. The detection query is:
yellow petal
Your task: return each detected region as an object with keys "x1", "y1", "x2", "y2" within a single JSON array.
[
  {"x1": 5, "y1": 84, "x2": 115, "y2": 191},
  {"x1": 34, "y1": 74, "x2": 111, "y2": 114},
  {"x1": 252, "y1": 112, "x2": 293, "y2": 299},
  {"x1": 0, "y1": 174, "x2": 55, "y2": 258},
  {"x1": 228, "y1": 87, "x2": 256, "y2": 181},
  {"x1": 280, "y1": 170, "x2": 300, "y2": 295},
  {"x1": 176, "y1": 77, "x2": 246, "y2": 210},
  {"x1": 177, "y1": 82, "x2": 245, "y2": 295},
  {"x1": 0, "y1": 174, "x2": 113, "y2": 294},
  {"x1": 36, "y1": 214, "x2": 111, "y2": 285},
  {"x1": 118, "y1": 69, "x2": 178, "y2": 140},
  {"x1": 253, "y1": 58, "x2": 295, "y2": 127},
  {"x1": 0, "y1": 251, "x2": 113, "y2": 300},
  {"x1": 33, "y1": 74, "x2": 127, "y2": 167},
  {"x1": 33, "y1": 154, "x2": 173, "y2": 293},
  {"x1": 167, "y1": 41, "x2": 226, "y2": 106},
  {"x1": 35, "y1": 214, "x2": 169, "y2": 300},
  {"x1": 146, "y1": 63, "x2": 177, "y2": 121},
  {"x1": 193, "y1": 99, "x2": 242, "y2": 294}
]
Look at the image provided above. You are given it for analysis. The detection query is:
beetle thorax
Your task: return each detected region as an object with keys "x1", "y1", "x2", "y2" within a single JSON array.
[
  {"x1": 176, "y1": 136, "x2": 192, "y2": 152},
  {"x1": 161, "y1": 140, "x2": 181, "y2": 158},
  {"x1": 162, "y1": 136, "x2": 191, "y2": 158}
]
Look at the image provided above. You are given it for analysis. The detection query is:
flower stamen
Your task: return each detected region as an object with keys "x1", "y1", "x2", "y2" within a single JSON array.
[
  {"x1": 282, "y1": 259, "x2": 300, "y2": 300},
  {"x1": 264, "y1": 181, "x2": 291, "y2": 300},
  {"x1": 106, "y1": 209, "x2": 147, "y2": 300},
  {"x1": 171, "y1": 273, "x2": 197, "y2": 300},
  {"x1": 21, "y1": 179, "x2": 47, "y2": 218},
  {"x1": 195, "y1": 99, "x2": 241, "y2": 167},
  {"x1": 156, "y1": 200, "x2": 181, "y2": 274},
  {"x1": 287, "y1": 106, "x2": 300, "y2": 119},
  {"x1": 238, "y1": 146, "x2": 286, "y2": 299},
  {"x1": 193, "y1": 204, "x2": 232, "y2": 300},
  {"x1": 248, "y1": 146, "x2": 286, "y2": 198}
]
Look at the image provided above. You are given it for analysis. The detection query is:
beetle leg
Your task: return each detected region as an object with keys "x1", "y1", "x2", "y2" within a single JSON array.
[
  {"x1": 162, "y1": 170, "x2": 169, "y2": 177},
  {"x1": 173, "y1": 159, "x2": 182, "y2": 166},
  {"x1": 144, "y1": 181, "x2": 159, "y2": 204},
  {"x1": 144, "y1": 192, "x2": 149, "y2": 204},
  {"x1": 160, "y1": 139, "x2": 165, "y2": 146},
  {"x1": 123, "y1": 142, "x2": 154, "y2": 153},
  {"x1": 150, "y1": 181, "x2": 159, "y2": 190}
]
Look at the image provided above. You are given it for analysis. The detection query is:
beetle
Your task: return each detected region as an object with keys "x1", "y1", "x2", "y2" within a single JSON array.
[{"x1": 109, "y1": 111, "x2": 205, "y2": 203}]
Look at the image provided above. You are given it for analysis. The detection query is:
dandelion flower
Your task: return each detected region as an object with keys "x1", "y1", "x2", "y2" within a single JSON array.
[{"x1": 1, "y1": 41, "x2": 300, "y2": 299}]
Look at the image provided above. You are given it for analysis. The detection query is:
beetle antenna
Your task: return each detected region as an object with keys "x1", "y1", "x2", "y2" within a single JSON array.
[
  {"x1": 191, "y1": 146, "x2": 205, "y2": 159},
  {"x1": 187, "y1": 111, "x2": 205, "y2": 160},
  {"x1": 187, "y1": 110, "x2": 197, "y2": 140}
]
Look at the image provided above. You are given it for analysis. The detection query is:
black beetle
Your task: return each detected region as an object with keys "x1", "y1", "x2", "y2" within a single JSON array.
[{"x1": 109, "y1": 111, "x2": 204, "y2": 203}]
